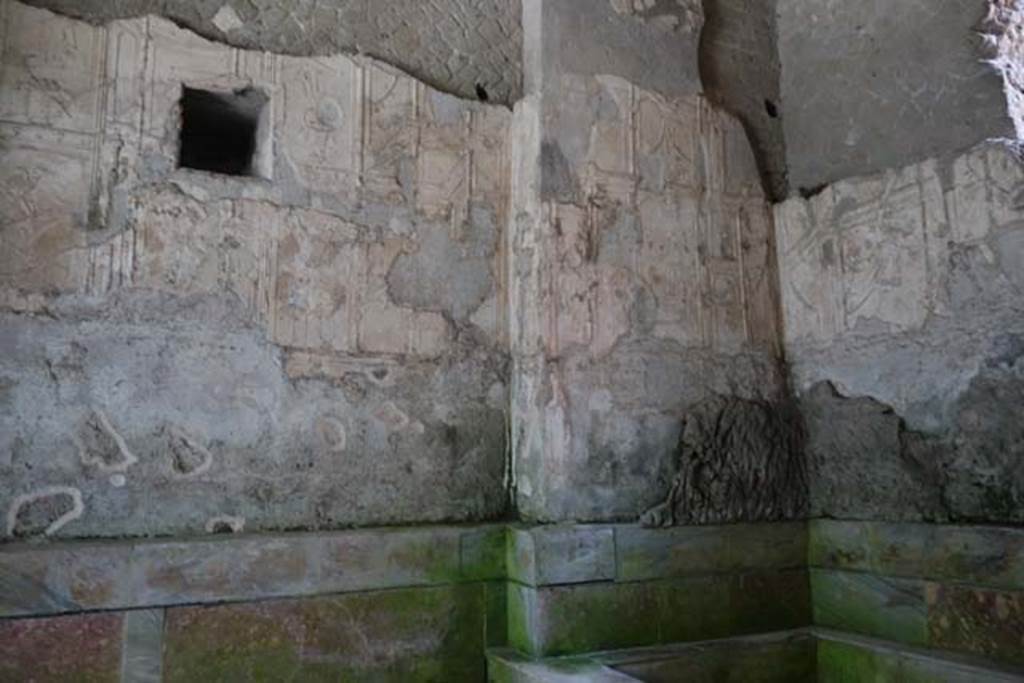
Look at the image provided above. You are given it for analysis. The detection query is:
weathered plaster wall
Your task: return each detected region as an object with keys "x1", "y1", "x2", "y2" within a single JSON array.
[
  {"x1": 0, "y1": 1, "x2": 511, "y2": 538},
  {"x1": 510, "y1": 0, "x2": 795, "y2": 524},
  {"x1": 777, "y1": 0, "x2": 1018, "y2": 194},
  {"x1": 20, "y1": 0, "x2": 523, "y2": 105},
  {"x1": 776, "y1": 143, "x2": 1024, "y2": 523}
]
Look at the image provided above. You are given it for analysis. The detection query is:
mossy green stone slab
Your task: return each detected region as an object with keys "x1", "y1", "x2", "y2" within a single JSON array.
[
  {"x1": 809, "y1": 521, "x2": 1024, "y2": 591},
  {"x1": 811, "y1": 569, "x2": 928, "y2": 645},
  {"x1": 616, "y1": 522, "x2": 807, "y2": 582}
]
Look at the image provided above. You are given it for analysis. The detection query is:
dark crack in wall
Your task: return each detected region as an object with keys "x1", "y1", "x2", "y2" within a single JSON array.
[{"x1": 21, "y1": 0, "x2": 523, "y2": 105}]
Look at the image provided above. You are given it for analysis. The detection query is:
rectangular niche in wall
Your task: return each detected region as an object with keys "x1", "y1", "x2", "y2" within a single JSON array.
[{"x1": 178, "y1": 86, "x2": 271, "y2": 179}]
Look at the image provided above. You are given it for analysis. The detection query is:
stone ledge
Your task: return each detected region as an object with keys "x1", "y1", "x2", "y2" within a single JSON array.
[
  {"x1": 614, "y1": 521, "x2": 807, "y2": 582},
  {"x1": 0, "y1": 521, "x2": 807, "y2": 618},
  {"x1": 0, "y1": 525, "x2": 506, "y2": 618},
  {"x1": 809, "y1": 520, "x2": 1024, "y2": 591},
  {"x1": 812, "y1": 568, "x2": 1024, "y2": 668},
  {"x1": 507, "y1": 521, "x2": 808, "y2": 588},
  {"x1": 508, "y1": 569, "x2": 811, "y2": 657},
  {"x1": 489, "y1": 629, "x2": 1024, "y2": 683},
  {"x1": 815, "y1": 628, "x2": 1024, "y2": 682}
]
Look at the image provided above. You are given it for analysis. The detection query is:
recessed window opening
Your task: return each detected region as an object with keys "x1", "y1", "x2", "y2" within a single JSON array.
[{"x1": 178, "y1": 86, "x2": 270, "y2": 178}]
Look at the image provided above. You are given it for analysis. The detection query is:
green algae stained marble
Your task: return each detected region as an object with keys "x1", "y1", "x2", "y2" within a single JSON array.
[{"x1": 811, "y1": 569, "x2": 928, "y2": 645}]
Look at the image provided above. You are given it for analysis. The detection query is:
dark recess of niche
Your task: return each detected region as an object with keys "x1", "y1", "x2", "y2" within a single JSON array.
[{"x1": 179, "y1": 86, "x2": 267, "y2": 176}]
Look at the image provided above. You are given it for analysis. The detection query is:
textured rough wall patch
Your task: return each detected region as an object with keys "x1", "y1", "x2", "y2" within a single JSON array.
[{"x1": 641, "y1": 397, "x2": 807, "y2": 526}]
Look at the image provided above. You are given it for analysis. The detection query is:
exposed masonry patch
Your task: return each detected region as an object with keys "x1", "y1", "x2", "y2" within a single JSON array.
[
  {"x1": 75, "y1": 411, "x2": 138, "y2": 473},
  {"x1": 641, "y1": 397, "x2": 807, "y2": 526},
  {"x1": 205, "y1": 515, "x2": 245, "y2": 534},
  {"x1": 6, "y1": 487, "x2": 85, "y2": 537}
]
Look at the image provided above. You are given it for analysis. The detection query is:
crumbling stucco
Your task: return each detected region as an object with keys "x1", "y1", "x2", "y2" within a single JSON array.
[
  {"x1": 0, "y1": 1, "x2": 510, "y2": 538},
  {"x1": 804, "y1": 375, "x2": 1024, "y2": 524},
  {"x1": 778, "y1": 143, "x2": 1024, "y2": 524}
]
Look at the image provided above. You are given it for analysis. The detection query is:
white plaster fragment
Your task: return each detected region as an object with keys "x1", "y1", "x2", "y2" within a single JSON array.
[
  {"x1": 109, "y1": 474, "x2": 127, "y2": 488},
  {"x1": 212, "y1": 5, "x2": 244, "y2": 33},
  {"x1": 6, "y1": 486, "x2": 85, "y2": 537}
]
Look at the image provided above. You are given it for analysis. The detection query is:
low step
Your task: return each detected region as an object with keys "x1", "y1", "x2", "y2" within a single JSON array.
[{"x1": 488, "y1": 629, "x2": 1024, "y2": 682}]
